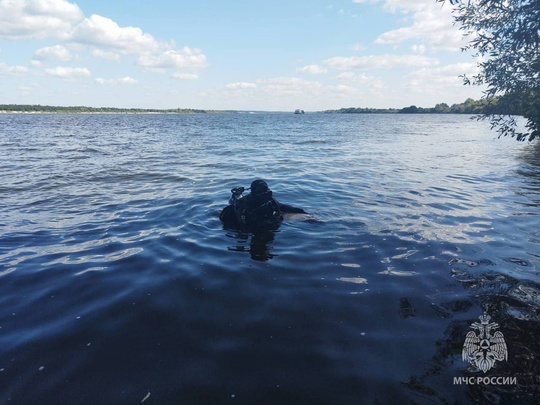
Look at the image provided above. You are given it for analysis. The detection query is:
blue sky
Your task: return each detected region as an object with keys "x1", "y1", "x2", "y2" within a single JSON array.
[{"x1": 0, "y1": 0, "x2": 485, "y2": 111}]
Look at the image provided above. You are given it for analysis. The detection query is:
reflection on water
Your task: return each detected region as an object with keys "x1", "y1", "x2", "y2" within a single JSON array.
[
  {"x1": 225, "y1": 229, "x2": 277, "y2": 262},
  {"x1": 0, "y1": 113, "x2": 539, "y2": 404}
]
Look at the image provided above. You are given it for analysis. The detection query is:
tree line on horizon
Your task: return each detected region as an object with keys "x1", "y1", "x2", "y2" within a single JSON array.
[
  {"x1": 0, "y1": 104, "x2": 208, "y2": 114},
  {"x1": 324, "y1": 97, "x2": 521, "y2": 115},
  {"x1": 0, "y1": 97, "x2": 520, "y2": 115}
]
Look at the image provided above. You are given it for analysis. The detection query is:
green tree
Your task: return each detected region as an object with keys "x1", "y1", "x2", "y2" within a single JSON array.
[
  {"x1": 434, "y1": 102, "x2": 450, "y2": 113},
  {"x1": 400, "y1": 105, "x2": 420, "y2": 113},
  {"x1": 441, "y1": 0, "x2": 539, "y2": 141}
]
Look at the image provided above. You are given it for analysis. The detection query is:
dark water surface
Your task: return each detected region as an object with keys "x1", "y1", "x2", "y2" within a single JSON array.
[{"x1": 1, "y1": 113, "x2": 539, "y2": 404}]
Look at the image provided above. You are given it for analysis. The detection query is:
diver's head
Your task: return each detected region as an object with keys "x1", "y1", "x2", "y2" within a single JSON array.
[{"x1": 250, "y1": 179, "x2": 270, "y2": 196}]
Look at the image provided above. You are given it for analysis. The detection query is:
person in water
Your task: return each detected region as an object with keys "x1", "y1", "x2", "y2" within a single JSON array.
[{"x1": 220, "y1": 179, "x2": 306, "y2": 230}]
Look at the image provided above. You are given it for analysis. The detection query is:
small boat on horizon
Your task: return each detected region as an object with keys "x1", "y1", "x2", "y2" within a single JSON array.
[{"x1": 294, "y1": 109, "x2": 305, "y2": 114}]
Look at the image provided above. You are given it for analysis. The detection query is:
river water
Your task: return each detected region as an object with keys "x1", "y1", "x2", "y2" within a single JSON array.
[{"x1": 1, "y1": 113, "x2": 539, "y2": 404}]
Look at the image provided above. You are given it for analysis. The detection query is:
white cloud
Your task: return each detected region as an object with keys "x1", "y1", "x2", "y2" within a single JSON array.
[
  {"x1": 225, "y1": 82, "x2": 257, "y2": 89},
  {"x1": 256, "y1": 77, "x2": 322, "y2": 97},
  {"x1": 296, "y1": 65, "x2": 328, "y2": 75},
  {"x1": 351, "y1": 43, "x2": 367, "y2": 51},
  {"x1": 255, "y1": 77, "x2": 357, "y2": 99},
  {"x1": 172, "y1": 72, "x2": 199, "y2": 80},
  {"x1": 137, "y1": 47, "x2": 207, "y2": 70},
  {"x1": 70, "y1": 14, "x2": 161, "y2": 54},
  {"x1": 221, "y1": 77, "x2": 353, "y2": 100},
  {"x1": 18, "y1": 84, "x2": 40, "y2": 96},
  {"x1": 375, "y1": 0, "x2": 465, "y2": 52},
  {"x1": 324, "y1": 54, "x2": 439, "y2": 70},
  {"x1": 95, "y1": 76, "x2": 137, "y2": 85},
  {"x1": 410, "y1": 44, "x2": 426, "y2": 54},
  {"x1": 405, "y1": 62, "x2": 484, "y2": 99},
  {"x1": 335, "y1": 84, "x2": 356, "y2": 93},
  {"x1": 209, "y1": 75, "x2": 386, "y2": 110},
  {"x1": 0, "y1": 0, "x2": 83, "y2": 40},
  {"x1": 408, "y1": 62, "x2": 479, "y2": 85},
  {"x1": 0, "y1": 2, "x2": 208, "y2": 78},
  {"x1": 0, "y1": 62, "x2": 29, "y2": 76},
  {"x1": 33, "y1": 45, "x2": 73, "y2": 62},
  {"x1": 119, "y1": 76, "x2": 138, "y2": 84},
  {"x1": 334, "y1": 71, "x2": 369, "y2": 83},
  {"x1": 91, "y1": 49, "x2": 121, "y2": 61},
  {"x1": 45, "y1": 66, "x2": 91, "y2": 80},
  {"x1": 70, "y1": 16, "x2": 208, "y2": 74},
  {"x1": 334, "y1": 72, "x2": 386, "y2": 93},
  {"x1": 334, "y1": 71, "x2": 379, "y2": 85}
]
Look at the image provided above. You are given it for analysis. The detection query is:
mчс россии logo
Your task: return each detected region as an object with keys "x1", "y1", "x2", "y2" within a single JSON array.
[{"x1": 462, "y1": 313, "x2": 508, "y2": 373}]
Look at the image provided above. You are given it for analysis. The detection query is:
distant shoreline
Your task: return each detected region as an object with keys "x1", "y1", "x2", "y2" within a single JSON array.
[
  {"x1": 0, "y1": 97, "x2": 519, "y2": 115},
  {"x1": 0, "y1": 110, "x2": 216, "y2": 115},
  {"x1": 0, "y1": 105, "x2": 218, "y2": 114}
]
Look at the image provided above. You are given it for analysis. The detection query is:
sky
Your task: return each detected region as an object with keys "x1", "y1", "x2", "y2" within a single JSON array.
[{"x1": 0, "y1": 0, "x2": 487, "y2": 111}]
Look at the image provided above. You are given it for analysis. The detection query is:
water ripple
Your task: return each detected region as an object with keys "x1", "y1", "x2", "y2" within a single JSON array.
[{"x1": 1, "y1": 113, "x2": 539, "y2": 404}]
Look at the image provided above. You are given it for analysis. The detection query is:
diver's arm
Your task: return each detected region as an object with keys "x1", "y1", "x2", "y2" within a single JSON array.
[
  {"x1": 219, "y1": 204, "x2": 238, "y2": 226},
  {"x1": 277, "y1": 202, "x2": 307, "y2": 214}
]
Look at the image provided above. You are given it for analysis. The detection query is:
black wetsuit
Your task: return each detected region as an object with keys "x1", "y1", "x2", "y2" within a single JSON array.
[{"x1": 220, "y1": 191, "x2": 306, "y2": 230}]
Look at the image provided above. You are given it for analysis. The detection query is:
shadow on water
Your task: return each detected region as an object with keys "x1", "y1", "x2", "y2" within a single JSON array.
[
  {"x1": 400, "y1": 143, "x2": 540, "y2": 404},
  {"x1": 402, "y1": 255, "x2": 540, "y2": 404},
  {"x1": 516, "y1": 143, "x2": 540, "y2": 209},
  {"x1": 519, "y1": 141, "x2": 540, "y2": 169}
]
